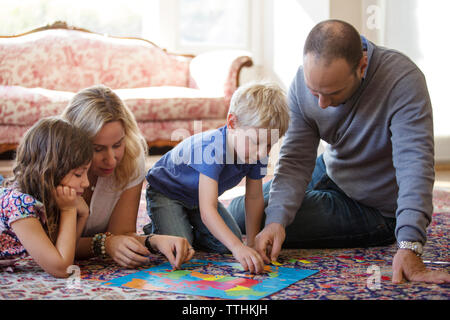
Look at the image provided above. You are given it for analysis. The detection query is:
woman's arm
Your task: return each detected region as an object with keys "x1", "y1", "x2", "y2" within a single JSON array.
[
  {"x1": 108, "y1": 181, "x2": 143, "y2": 234},
  {"x1": 75, "y1": 181, "x2": 194, "y2": 269},
  {"x1": 75, "y1": 182, "x2": 150, "y2": 264},
  {"x1": 105, "y1": 181, "x2": 153, "y2": 267}
]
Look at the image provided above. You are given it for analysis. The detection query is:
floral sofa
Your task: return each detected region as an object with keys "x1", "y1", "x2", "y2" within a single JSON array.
[{"x1": 0, "y1": 22, "x2": 253, "y2": 153}]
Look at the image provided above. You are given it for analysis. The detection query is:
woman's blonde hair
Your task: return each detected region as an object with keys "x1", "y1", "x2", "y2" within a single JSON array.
[
  {"x1": 9, "y1": 117, "x2": 93, "y2": 242},
  {"x1": 228, "y1": 81, "x2": 290, "y2": 137},
  {"x1": 62, "y1": 85, "x2": 147, "y2": 189}
]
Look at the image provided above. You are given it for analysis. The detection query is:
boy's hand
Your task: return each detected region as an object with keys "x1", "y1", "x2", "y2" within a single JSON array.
[
  {"x1": 231, "y1": 244, "x2": 265, "y2": 274},
  {"x1": 54, "y1": 185, "x2": 77, "y2": 212}
]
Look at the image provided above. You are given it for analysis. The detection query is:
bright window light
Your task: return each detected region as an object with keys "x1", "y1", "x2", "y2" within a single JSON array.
[{"x1": 178, "y1": 0, "x2": 249, "y2": 49}]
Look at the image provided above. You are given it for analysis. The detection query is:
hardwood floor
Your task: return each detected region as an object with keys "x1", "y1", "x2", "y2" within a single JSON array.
[{"x1": 435, "y1": 169, "x2": 450, "y2": 190}]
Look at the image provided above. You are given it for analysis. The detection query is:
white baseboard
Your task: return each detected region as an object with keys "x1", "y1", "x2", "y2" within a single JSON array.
[{"x1": 435, "y1": 136, "x2": 450, "y2": 164}]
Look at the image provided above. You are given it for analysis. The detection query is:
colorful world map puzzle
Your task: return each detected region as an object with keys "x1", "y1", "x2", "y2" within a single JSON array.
[{"x1": 102, "y1": 259, "x2": 318, "y2": 299}]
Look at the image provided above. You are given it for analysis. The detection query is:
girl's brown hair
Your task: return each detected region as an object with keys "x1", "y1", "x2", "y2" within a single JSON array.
[
  {"x1": 9, "y1": 117, "x2": 93, "y2": 242},
  {"x1": 62, "y1": 85, "x2": 147, "y2": 189}
]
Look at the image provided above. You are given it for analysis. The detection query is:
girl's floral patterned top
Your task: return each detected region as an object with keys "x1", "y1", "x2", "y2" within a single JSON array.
[{"x1": 0, "y1": 187, "x2": 46, "y2": 259}]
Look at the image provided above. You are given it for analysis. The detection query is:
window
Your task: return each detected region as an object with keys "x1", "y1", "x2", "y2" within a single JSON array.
[
  {"x1": 178, "y1": 0, "x2": 250, "y2": 50},
  {"x1": 0, "y1": 0, "x2": 152, "y2": 38},
  {"x1": 0, "y1": 0, "x2": 252, "y2": 55}
]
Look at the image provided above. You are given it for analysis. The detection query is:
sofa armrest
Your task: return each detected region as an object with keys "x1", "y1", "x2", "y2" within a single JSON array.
[{"x1": 189, "y1": 50, "x2": 253, "y2": 100}]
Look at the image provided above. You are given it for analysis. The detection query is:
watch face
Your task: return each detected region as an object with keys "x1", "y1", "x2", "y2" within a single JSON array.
[
  {"x1": 413, "y1": 242, "x2": 423, "y2": 254},
  {"x1": 399, "y1": 241, "x2": 423, "y2": 255}
]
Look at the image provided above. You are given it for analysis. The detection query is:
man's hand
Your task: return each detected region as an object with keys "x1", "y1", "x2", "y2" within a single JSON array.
[
  {"x1": 254, "y1": 223, "x2": 286, "y2": 264},
  {"x1": 392, "y1": 249, "x2": 450, "y2": 284}
]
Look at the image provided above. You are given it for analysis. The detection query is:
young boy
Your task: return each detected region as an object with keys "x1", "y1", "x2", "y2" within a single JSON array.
[{"x1": 144, "y1": 81, "x2": 290, "y2": 273}]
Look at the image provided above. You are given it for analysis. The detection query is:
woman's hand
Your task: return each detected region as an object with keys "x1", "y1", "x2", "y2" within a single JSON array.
[
  {"x1": 105, "y1": 234, "x2": 151, "y2": 268},
  {"x1": 150, "y1": 234, "x2": 195, "y2": 270}
]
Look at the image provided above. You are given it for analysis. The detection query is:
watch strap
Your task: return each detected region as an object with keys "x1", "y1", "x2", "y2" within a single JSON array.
[
  {"x1": 145, "y1": 234, "x2": 159, "y2": 254},
  {"x1": 398, "y1": 241, "x2": 423, "y2": 256}
]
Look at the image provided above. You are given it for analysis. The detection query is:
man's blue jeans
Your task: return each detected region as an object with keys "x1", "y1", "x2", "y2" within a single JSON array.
[
  {"x1": 228, "y1": 155, "x2": 396, "y2": 248},
  {"x1": 143, "y1": 186, "x2": 242, "y2": 254}
]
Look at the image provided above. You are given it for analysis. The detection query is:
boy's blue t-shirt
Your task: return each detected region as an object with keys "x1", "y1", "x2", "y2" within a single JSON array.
[{"x1": 146, "y1": 125, "x2": 267, "y2": 207}]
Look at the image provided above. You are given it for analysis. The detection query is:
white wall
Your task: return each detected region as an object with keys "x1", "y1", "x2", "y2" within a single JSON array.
[
  {"x1": 381, "y1": 0, "x2": 450, "y2": 162},
  {"x1": 241, "y1": 0, "x2": 450, "y2": 162},
  {"x1": 241, "y1": 0, "x2": 330, "y2": 90}
]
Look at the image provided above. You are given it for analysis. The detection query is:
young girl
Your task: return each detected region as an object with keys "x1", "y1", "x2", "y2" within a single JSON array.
[{"x1": 0, "y1": 117, "x2": 93, "y2": 278}]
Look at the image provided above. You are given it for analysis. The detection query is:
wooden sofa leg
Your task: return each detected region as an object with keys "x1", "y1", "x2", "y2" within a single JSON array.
[
  {"x1": 147, "y1": 140, "x2": 180, "y2": 149},
  {"x1": 0, "y1": 144, "x2": 18, "y2": 155}
]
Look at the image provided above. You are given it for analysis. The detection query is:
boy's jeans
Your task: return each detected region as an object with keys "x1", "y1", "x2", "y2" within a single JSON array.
[
  {"x1": 143, "y1": 187, "x2": 242, "y2": 254},
  {"x1": 228, "y1": 155, "x2": 396, "y2": 248}
]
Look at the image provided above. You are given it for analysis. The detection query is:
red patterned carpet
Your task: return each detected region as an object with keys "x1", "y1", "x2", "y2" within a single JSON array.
[{"x1": 0, "y1": 187, "x2": 449, "y2": 300}]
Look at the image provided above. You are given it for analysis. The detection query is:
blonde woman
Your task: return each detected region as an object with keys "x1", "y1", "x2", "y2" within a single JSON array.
[{"x1": 62, "y1": 85, "x2": 194, "y2": 269}]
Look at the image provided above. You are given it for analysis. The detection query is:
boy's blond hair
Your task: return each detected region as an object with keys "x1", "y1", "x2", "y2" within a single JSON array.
[{"x1": 228, "y1": 81, "x2": 290, "y2": 137}]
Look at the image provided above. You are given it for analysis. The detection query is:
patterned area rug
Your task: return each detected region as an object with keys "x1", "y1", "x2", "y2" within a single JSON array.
[{"x1": 0, "y1": 186, "x2": 449, "y2": 300}]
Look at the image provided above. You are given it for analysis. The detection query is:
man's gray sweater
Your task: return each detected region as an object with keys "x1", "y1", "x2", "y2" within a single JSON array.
[{"x1": 265, "y1": 39, "x2": 434, "y2": 245}]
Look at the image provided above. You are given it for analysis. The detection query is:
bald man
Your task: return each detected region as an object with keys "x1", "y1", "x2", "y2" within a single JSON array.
[{"x1": 229, "y1": 19, "x2": 449, "y2": 284}]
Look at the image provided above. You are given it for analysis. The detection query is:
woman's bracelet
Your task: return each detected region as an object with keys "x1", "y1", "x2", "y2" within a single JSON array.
[
  {"x1": 144, "y1": 234, "x2": 159, "y2": 254},
  {"x1": 91, "y1": 232, "x2": 112, "y2": 258}
]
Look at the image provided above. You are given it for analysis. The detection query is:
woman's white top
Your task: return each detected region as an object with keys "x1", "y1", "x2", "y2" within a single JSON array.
[{"x1": 82, "y1": 153, "x2": 146, "y2": 237}]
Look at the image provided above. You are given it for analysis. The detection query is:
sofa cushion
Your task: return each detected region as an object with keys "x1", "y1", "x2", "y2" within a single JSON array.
[
  {"x1": 0, "y1": 86, "x2": 73, "y2": 125},
  {"x1": 0, "y1": 86, "x2": 229, "y2": 125},
  {"x1": 116, "y1": 87, "x2": 228, "y2": 121}
]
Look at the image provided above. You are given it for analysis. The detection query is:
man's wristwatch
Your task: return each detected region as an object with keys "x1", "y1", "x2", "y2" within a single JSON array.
[{"x1": 398, "y1": 241, "x2": 423, "y2": 256}]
